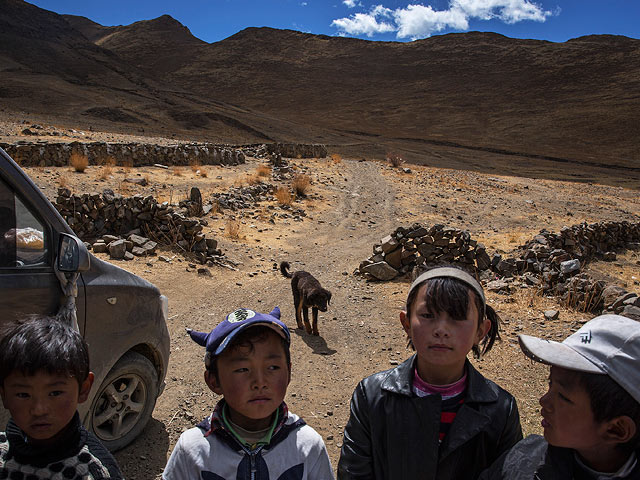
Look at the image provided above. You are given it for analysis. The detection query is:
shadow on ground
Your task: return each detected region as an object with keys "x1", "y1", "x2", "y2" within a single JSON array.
[
  {"x1": 114, "y1": 418, "x2": 169, "y2": 479},
  {"x1": 294, "y1": 328, "x2": 337, "y2": 355}
]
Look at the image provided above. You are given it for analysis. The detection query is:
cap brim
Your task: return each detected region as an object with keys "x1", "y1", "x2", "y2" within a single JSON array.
[
  {"x1": 214, "y1": 321, "x2": 288, "y2": 356},
  {"x1": 518, "y1": 334, "x2": 604, "y2": 374}
]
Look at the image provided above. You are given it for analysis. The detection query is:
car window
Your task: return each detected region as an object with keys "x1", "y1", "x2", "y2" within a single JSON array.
[{"x1": 0, "y1": 177, "x2": 49, "y2": 268}]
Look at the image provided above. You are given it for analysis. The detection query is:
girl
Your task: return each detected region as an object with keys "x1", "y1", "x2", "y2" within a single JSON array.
[{"x1": 338, "y1": 266, "x2": 522, "y2": 480}]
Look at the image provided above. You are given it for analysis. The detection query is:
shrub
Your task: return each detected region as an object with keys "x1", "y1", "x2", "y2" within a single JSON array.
[
  {"x1": 98, "y1": 166, "x2": 113, "y2": 180},
  {"x1": 256, "y1": 164, "x2": 271, "y2": 177},
  {"x1": 386, "y1": 152, "x2": 404, "y2": 168},
  {"x1": 70, "y1": 152, "x2": 88, "y2": 173},
  {"x1": 225, "y1": 220, "x2": 243, "y2": 239},
  {"x1": 275, "y1": 186, "x2": 294, "y2": 206},
  {"x1": 292, "y1": 174, "x2": 311, "y2": 196}
]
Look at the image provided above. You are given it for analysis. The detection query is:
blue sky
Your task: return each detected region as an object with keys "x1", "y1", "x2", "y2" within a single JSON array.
[{"x1": 30, "y1": 0, "x2": 640, "y2": 44}]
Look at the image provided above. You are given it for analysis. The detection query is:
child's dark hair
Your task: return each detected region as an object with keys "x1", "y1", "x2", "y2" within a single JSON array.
[
  {"x1": 205, "y1": 325, "x2": 291, "y2": 380},
  {"x1": 406, "y1": 276, "x2": 501, "y2": 358},
  {"x1": 572, "y1": 371, "x2": 640, "y2": 453},
  {"x1": 0, "y1": 316, "x2": 90, "y2": 386}
]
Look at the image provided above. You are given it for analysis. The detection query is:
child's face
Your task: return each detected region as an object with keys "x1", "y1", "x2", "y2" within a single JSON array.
[
  {"x1": 400, "y1": 286, "x2": 489, "y2": 385},
  {"x1": 0, "y1": 369, "x2": 93, "y2": 444},
  {"x1": 205, "y1": 330, "x2": 290, "y2": 431},
  {"x1": 540, "y1": 366, "x2": 611, "y2": 457}
]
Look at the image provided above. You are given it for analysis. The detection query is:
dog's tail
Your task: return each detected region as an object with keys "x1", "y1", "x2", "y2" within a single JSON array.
[{"x1": 280, "y1": 261, "x2": 293, "y2": 278}]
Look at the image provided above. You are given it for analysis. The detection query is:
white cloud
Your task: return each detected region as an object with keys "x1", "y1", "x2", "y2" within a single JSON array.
[
  {"x1": 301, "y1": 1, "x2": 308, "y2": 5},
  {"x1": 394, "y1": 4, "x2": 468, "y2": 39},
  {"x1": 331, "y1": 5, "x2": 395, "y2": 37},
  {"x1": 331, "y1": 0, "x2": 552, "y2": 39}
]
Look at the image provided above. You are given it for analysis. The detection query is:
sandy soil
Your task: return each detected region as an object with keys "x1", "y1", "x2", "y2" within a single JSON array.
[{"x1": 9, "y1": 123, "x2": 640, "y2": 479}]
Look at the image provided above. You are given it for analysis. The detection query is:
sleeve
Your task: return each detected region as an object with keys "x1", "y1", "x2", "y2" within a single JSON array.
[
  {"x1": 162, "y1": 435, "x2": 193, "y2": 480},
  {"x1": 306, "y1": 435, "x2": 335, "y2": 480},
  {"x1": 496, "y1": 395, "x2": 523, "y2": 457},
  {"x1": 337, "y1": 381, "x2": 374, "y2": 480}
]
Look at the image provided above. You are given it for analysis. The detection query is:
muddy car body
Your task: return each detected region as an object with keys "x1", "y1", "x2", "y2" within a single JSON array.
[{"x1": 0, "y1": 147, "x2": 170, "y2": 451}]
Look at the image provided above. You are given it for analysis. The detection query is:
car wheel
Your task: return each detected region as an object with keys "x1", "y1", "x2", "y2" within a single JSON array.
[{"x1": 89, "y1": 351, "x2": 158, "y2": 451}]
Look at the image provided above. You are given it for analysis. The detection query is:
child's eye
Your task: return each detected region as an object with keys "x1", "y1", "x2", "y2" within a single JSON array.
[
  {"x1": 268, "y1": 365, "x2": 281, "y2": 371},
  {"x1": 49, "y1": 390, "x2": 64, "y2": 397},
  {"x1": 16, "y1": 392, "x2": 30, "y2": 399},
  {"x1": 558, "y1": 392, "x2": 573, "y2": 403},
  {"x1": 234, "y1": 368, "x2": 249, "y2": 373}
]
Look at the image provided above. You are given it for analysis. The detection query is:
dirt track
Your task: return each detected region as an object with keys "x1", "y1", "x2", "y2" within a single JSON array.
[{"x1": 23, "y1": 153, "x2": 640, "y2": 479}]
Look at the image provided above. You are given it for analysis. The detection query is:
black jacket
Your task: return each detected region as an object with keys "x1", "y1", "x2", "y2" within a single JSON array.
[
  {"x1": 338, "y1": 356, "x2": 522, "y2": 480},
  {"x1": 479, "y1": 435, "x2": 640, "y2": 480}
]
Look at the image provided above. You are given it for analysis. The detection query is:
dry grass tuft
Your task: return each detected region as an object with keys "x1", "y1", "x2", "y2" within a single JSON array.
[
  {"x1": 171, "y1": 167, "x2": 183, "y2": 177},
  {"x1": 210, "y1": 200, "x2": 221, "y2": 215},
  {"x1": 330, "y1": 153, "x2": 342, "y2": 164},
  {"x1": 386, "y1": 152, "x2": 404, "y2": 168},
  {"x1": 97, "y1": 155, "x2": 117, "y2": 167},
  {"x1": 70, "y1": 152, "x2": 88, "y2": 173},
  {"x1": 225, "y1": 220, "x2": 244, "y2": 240},
  {"x1": 199, "y1": 168, "x2": 208, "y2": 178},
  {"x1": 275, "y1": 187, "x2": 294, "y2": 206},
  {"x1": 292, "y1": 174, "x2": 311, "y2": 196},
  {"x1": 58, "y1": 175, "x2": 69, "y2": 188},
  {"x1": 256, "y1": 164, "x2": 271, "y2": 177},
  {"x1": 98, "y1": 166, "x2": 113, "y2": 180}
]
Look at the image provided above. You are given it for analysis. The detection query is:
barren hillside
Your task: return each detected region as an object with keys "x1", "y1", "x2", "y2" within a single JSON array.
[{"x1": 1, "y1": 0, "x2": 639, "y2": 187}]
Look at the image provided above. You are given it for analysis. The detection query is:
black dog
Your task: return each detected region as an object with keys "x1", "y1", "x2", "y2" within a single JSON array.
[{"x1": 280, "y1": 261, "x2": 332, "y2": 336}]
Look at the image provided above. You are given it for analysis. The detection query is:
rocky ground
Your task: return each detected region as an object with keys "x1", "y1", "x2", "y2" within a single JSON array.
[{"x1": 5, "y1": 120, "x2": 640, "y2": 479}]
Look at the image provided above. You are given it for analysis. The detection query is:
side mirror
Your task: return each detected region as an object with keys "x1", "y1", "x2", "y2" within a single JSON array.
[{"x1": 57, "y1": 233, "x2": 90, "y2": 272}]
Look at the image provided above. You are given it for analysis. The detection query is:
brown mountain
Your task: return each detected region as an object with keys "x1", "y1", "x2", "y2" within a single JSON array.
[{"x1": 2, "y1": 0, "x2": 639, "y2": 185}]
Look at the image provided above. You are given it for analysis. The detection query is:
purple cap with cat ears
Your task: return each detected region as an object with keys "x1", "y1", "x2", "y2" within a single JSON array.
[{"x1": 187, "y1": 307, "x2": 290, "y2": 356}]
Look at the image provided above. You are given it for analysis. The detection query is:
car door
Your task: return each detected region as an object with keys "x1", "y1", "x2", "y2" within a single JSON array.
[{"x1": 0, "y1": 174, "x2": 85, "y2": 328}]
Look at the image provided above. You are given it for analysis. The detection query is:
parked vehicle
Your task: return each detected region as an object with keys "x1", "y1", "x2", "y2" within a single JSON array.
[{"x1": 0, "y1": 147, "x2": 170, "y2": 451}]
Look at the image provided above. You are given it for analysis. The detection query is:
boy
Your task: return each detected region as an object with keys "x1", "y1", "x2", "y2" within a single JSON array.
[
  {"x1": 163, "y1": 306, "x2": 334, "y2": 479},
  {"x1": 480, "y1": 314, "x2": 640, "y2": 479},
  {"x1": 0, "y1": 316, "x2": 123, "y2": 479}
]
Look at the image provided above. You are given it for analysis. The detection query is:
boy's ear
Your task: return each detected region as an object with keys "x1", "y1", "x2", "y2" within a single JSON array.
[
  {"x1": 204, "y1": 370, "x2": 223, "y2": 395},
  {"x1": 399, "y1": 310, "x2": 410, "y2": 335},
  {"x1": 603, "y1": 415, "x2": 637, "y2": 445},
  {"x1": 78, "y1": 372, "x2": 94, "y2": 404}
]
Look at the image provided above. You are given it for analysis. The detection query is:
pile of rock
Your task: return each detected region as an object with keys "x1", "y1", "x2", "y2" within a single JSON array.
[
  {"x1": 92, "y1": 233, "x2": 158, "y2": 261},
  {"x1": 212, "y1": 183, "x2": 274, "y2": 211},
  {"x1": 358, "y1": 224, "x2": 491, "y2": 280},
  {"x1": 55, "y1": 188, "x2": 223, "y2": 264},
  {"x1": 359, "y1": 221, "x2": 640, "y2": 319},
  {"x1": 2, "y1": 141, "x2": 245, "y2": 168}
]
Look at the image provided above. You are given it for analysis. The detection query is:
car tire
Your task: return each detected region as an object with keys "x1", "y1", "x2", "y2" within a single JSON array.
[{"x1": 88, "y1": 351, "x2": 158, "y2": 452}]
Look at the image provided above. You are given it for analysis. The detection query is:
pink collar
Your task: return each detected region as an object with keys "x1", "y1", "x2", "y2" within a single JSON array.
[{"x1": 413, "y1": 367, "x2": 467, "y2": 399}]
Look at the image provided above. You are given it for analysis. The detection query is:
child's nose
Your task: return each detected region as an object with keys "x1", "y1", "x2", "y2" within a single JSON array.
[
  {"x1": 251, "y1": 371, "x2": 267, "y2": 389},
  {"x1": 31, "y1": 397, "x2": 49, "y2": 416},
  {"x1": 539, "y1": 390, "x2": 551, "y2": 410}
]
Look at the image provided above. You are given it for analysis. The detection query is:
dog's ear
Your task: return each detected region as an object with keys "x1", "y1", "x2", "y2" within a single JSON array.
[{"x1": 327, "y1": 290, "x2": 332, "y2": 304}]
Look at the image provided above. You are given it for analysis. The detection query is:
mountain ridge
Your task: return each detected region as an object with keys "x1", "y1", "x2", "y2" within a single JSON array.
[{"x1": 2, "y1": 1, "x2": 639, "y2": 186}]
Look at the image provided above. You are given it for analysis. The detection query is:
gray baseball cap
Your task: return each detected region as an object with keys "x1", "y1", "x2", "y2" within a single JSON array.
[{"x1": 519, "y1": 314, "x2": 640, "y2": 403}]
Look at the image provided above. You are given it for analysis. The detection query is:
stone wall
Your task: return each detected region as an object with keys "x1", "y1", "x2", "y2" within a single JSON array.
[
  {"x1": 0, "y1": 141, "x2": 328, "y2": 167},
  {"x1": 55, "y1": 188, "x2": 221, "y2": 264},
  {"x1": 359, "y1": 221, "x2": 640, "y2": 319},
  {"x1": 1, "y1": 142, "x2": 245, "y2": 168}
]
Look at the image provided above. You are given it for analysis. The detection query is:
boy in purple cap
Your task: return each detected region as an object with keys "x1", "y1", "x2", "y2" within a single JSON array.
[
  {"x1": 480, "y1": 314, "x2": 640, "y2": 479},
  {"x1": 163, "y1": 307, "x2": 334, "y2": 480}
]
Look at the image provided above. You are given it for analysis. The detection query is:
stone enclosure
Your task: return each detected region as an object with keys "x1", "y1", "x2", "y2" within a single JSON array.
[{"x1": 359, "y1": 221, "x2": 640, "y2": 319}]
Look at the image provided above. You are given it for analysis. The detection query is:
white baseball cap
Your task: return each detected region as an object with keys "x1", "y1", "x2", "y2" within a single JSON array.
[{"x1": 519, "y1": 314, "x2": 640, "y2": 403}]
